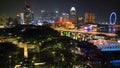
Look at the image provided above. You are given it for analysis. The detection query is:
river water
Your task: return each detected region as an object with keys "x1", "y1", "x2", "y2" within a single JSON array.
[{"x1": 98, "y1": 26, "x2": 119, "y2": 36}]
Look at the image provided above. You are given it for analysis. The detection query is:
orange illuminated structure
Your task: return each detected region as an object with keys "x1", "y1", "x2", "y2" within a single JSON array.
[
  {"x1": 84, "y1": 12, "x2": 95, "y2": 23},
  {"x1": 24, "y1": 43, "x2": 28, "y2": 58},
  {"x1": 54, "y1": 19, "x2": 75, "y2": 29}
]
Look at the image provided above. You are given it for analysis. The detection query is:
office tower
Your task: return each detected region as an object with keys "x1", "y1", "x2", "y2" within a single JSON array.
[
  {"x1": 20, "y1": 13, "x2": 24, "y2": 24},
  {"x1": 70, "y1": 7, "x2": 77, "y2": 25},
  {"x1": 24, "y1": 0, "x2": 33, "y2": 24},
  {"x1": 62, "y1": 13, "x2": 69, "y2": 21},
  {"x1": 84, "y1": 12, "x2": 95, "y2": 23}
]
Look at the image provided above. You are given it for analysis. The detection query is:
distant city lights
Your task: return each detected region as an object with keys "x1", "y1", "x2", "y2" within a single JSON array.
[
  {"x1": 118, "y1": 39, "x2": 120, "y2": 43},
  {"x1": 55, "y1": 11, "x2": 59, "y2": 13},
  {"x1": 38, "y1": 19, "x2": 55, "y2": 23}
]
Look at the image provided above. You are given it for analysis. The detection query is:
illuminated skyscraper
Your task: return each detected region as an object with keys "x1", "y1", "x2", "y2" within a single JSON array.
[
  {"x1": 70, "y1": 7, "x2": 77, "y2": 25},
  {"x1": 62, "y1": 13, "x2": 69, "y2": 21},
  {"x1": 24, "y1": 0, "x2": 34, "y2": 24},
  {"x1": 84, "y1": 12, "x2": 95, "y2": 23},
  {"x1": 70, "y1": 7, "x2": 76, "y2": 15},
  {"x1": 20, "y1": 13, "x2": 24, "y2": 24}
]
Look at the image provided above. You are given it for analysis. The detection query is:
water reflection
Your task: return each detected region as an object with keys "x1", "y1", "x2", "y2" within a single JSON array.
[
  {"x1": 99, "y1": 26, "x2": 117, "y2": 34},
  {"x1": 109, "y1": 27, "x2": 116, "y2": 33}
]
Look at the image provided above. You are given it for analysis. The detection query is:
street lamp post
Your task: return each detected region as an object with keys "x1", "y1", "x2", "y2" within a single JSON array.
[{"x1": 9, "y1": 55, "x2": 12, "y2": 68}]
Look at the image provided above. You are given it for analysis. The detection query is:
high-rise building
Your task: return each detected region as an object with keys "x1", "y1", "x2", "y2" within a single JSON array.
[
  {"x1": 24, "y1": 0, "x2": 34, "y2": 24},
  {"x1": 84, "y1": 12, "x2": 95, "y2": 23},
  {"x1": 70, "y1": 7, "x2": 76, "y2": 15},
  {"x1": 62, "y1": 13, "x2": 69, "y2": 21},
  {"x1": 70, "y1": 7, "x2": 77, "y2": 25},
  {"x1": 39, "y1": 10, "x2": 58, "y2": 22},
  {"x1": 20, "y1": 13, "x2": 24, "y2": 24},
  {"x1": 0, "y1": 15, "x2": 7, "y2": 27}
]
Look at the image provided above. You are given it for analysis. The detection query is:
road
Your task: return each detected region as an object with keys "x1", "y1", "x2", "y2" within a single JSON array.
[{"x1": 54, "y1": 28, "x2": 117, "y2": 37}]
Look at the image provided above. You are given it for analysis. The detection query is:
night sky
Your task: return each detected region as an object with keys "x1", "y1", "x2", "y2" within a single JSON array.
[{"x1": 0, "y1": 0, "x2": 120, "y2": 23}]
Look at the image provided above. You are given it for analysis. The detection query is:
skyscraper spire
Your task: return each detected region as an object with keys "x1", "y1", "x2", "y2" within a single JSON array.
[
  {"x1": 70, "y1": 7, "x2": 76, "y2": 16},
  {"x1": 70, "y1": 7, "x2": 76, "y2": 12}
]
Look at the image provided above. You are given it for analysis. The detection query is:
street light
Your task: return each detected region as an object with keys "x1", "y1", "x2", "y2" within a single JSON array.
[{"x1": 9, "y1": 55, "x2": 12, "y2": 68}]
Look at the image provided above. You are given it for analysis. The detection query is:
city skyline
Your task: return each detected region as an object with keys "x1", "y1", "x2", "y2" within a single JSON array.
[{"x1": 0, "y1": 0, "x2": 120, "y2": 23}]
